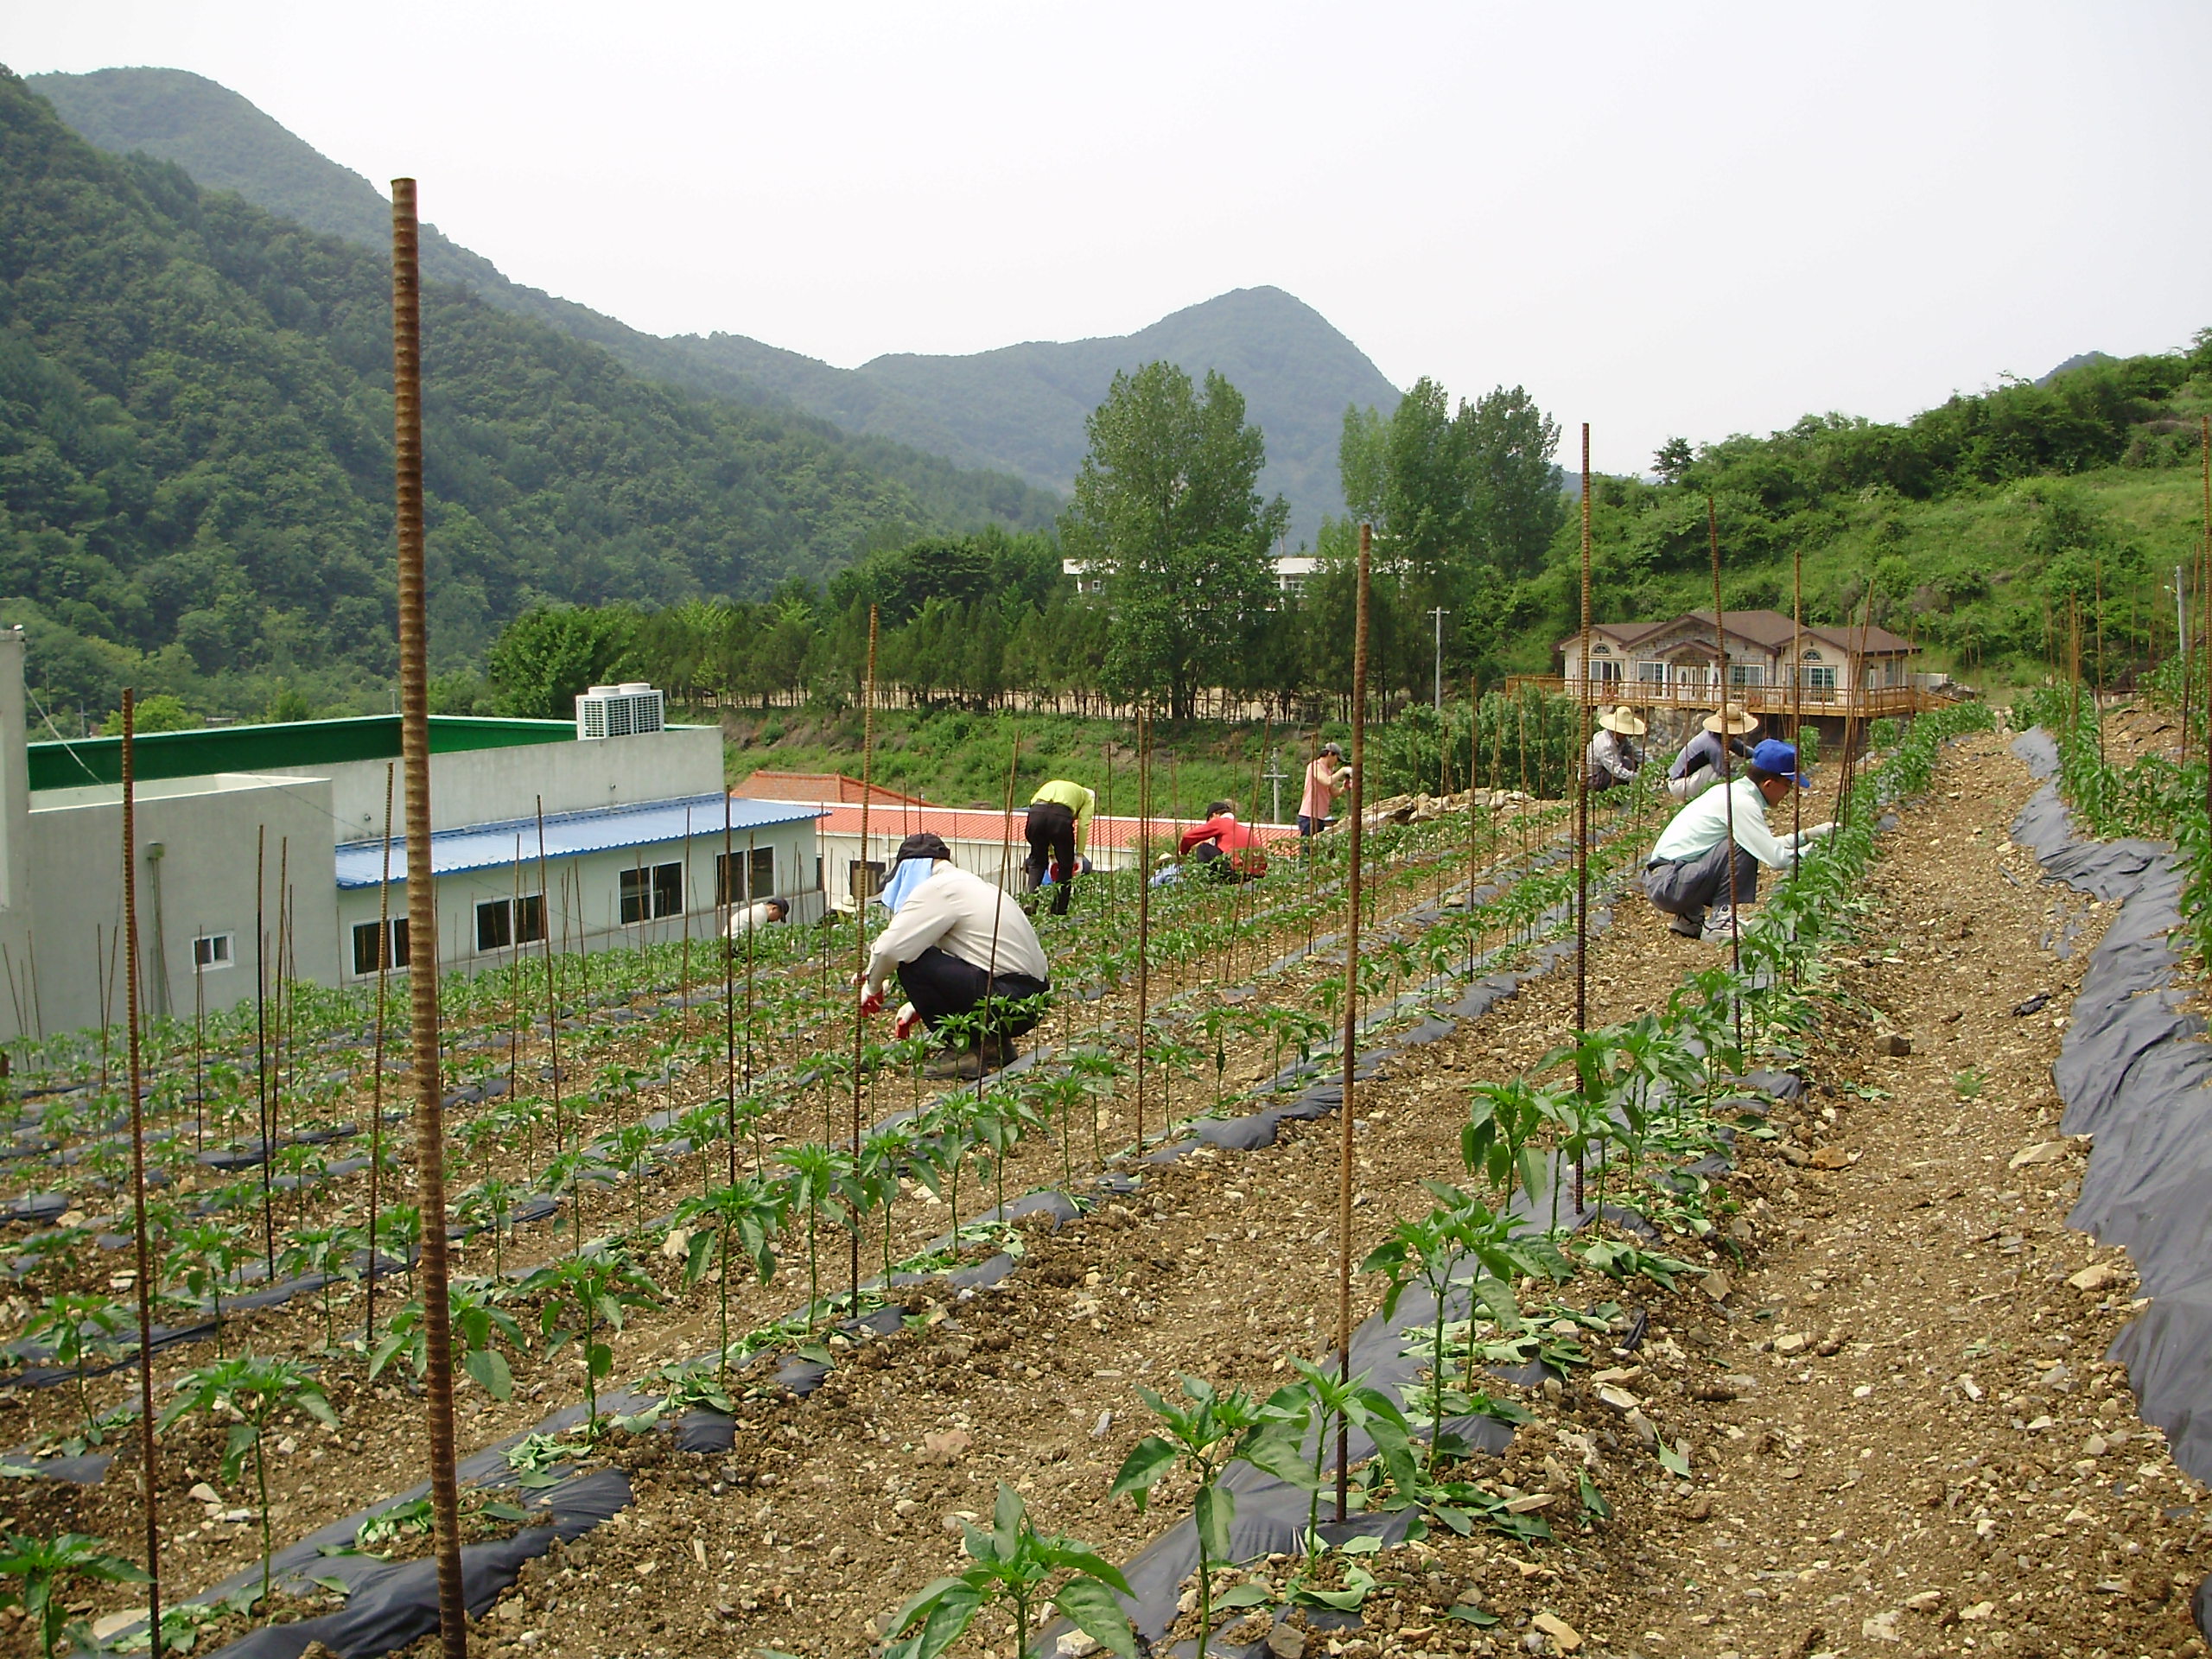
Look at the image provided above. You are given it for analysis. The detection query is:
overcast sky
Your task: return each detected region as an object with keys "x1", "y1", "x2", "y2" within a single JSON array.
[{"x1": 10, "y1": 2, "x2": 2210, "y2": 475}]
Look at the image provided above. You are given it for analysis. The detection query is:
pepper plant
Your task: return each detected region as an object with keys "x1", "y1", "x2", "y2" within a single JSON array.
[
  {"x1": 0, "y1": 1532, "x2": 149, "y2": 1659},
  {"x1": 885, "y1": 1484, "x2": 1136, "y2": 1659}
]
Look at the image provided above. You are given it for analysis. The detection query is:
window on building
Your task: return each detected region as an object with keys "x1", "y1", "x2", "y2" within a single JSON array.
[
  {"x1": 1588, "y1": 657, "x2": 1622, "y2": 683},
  {"x1": 620, "y1": 862, "x2": 684, "y2": 924},
  {"x1": 715, "y1": 846, "x2": 779, "y2": 906},
  {"x1": 849, "y1": 859, "x2": 887, "y2": 905},
  {"x1": 815, "y1": 856, "x2": 824, "y2": 892},
  {"x1": 477, "y1": 894, "x2": 546, "y2": 950},
  {"x1": 1802, "y1": 664, "x2": 1838, "y2": 690},
  {"x1": 191, "y1": 932, "x2": 234, "y2": 971},
  {"x1": 1635, "y1": 661, "x2": 1668, "y2": 684},
  {"x1": 1728, "y1": 664, "x2": 1765, "y2": 688},
  {"x1": 352, "y1": 918, "x2": 409, "y2": 975}
]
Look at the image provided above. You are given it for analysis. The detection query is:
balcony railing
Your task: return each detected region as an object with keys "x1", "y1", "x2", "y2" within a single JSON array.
[{"x1": 1509, "y1": 674, "x2": 1952, "y2": 720}]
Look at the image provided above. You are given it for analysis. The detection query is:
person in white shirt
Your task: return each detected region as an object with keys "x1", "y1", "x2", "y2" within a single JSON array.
[
  {"x1": 725, "y1": 896, "x2": 790, "y2": 938},
  {"x1": 857, "y1": 833, "x2": 1051, "y2": 1077},
  {"x1": 1585, "y1": 706, "x2": 1646, "y2": 793},
  {"x1": 1643, "y1": 738, "x2": 1834, "y2": 941}
]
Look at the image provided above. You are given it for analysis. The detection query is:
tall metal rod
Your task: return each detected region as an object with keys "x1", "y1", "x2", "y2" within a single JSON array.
[
  {"x1": 2201, "y1": 413, "x2": 2210, "y2": 830},
  {"x1": 721, "y1": 791, "x2": 737, "y2": 1184},
  {"x1": 536, "y1": 798, "x2": 562, "y2": 1162},
  {"x1": 1709, "y1": 498, "x2": 1741, "y2": 983},
  {"x1": 1334, "y1": 522, "x2": 1372, "y2": 1520},
  {"x1": 850, "y1": 605, "x2": 878, "y2": 1309},
  {"x1": 254, "y1": 828, "x2": 273, "y2": 1277},
  {"x1": 1789, "y1": 547, "x2": 1803, "y2": 984},
  {"x1": 365, "y1": 766, "x2": 395, "y2": 1347},
  {"x1": 1133, "y1": 707, "x2": 1151, "y2": 1147},
  {"x1": 1575, "y1": 424, "x2": 1592, "y2": 1039},
  {"x1": 120, "y1": 690, "x2": 162, "y2": 1658},
  {"x1": 391, "y1": 175, "x2": 468, "y2": 1659}
]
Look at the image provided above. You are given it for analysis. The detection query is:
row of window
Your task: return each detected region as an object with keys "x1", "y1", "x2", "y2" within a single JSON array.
[{"x1": 1586, "y1": 660, "x2": 1842, "y2": 690}]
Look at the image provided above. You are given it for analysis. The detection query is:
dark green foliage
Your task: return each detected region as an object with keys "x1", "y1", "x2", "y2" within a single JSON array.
[{"x1": 0, "y1": 66, "x2": 1052, "y2": 726}]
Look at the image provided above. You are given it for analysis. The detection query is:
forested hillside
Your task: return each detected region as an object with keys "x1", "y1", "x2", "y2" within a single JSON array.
[
  {"x1": 0, "y1": 66, "x2": 1055, "y2": 724},
  {"x1": 30, "y1": 70, "x2": 1399, "y2": 544}
]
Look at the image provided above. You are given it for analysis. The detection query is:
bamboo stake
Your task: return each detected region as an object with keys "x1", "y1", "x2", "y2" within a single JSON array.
[
  {"x1": 365, "y1": 766, "x2": 394, "y2": 1346},
  {"x1": 850, "y1": 606, "x2": 878, "y2": 1309},
  {"x1": 391, "y1": 176, "x2": 467, "y2": 1659},
  {"x1": 120, "y1": 690, "x2": 162, "y2": 1658},
  {"x1": 1335, "y1": 522, "x2": 1372, "y2": 1521}
]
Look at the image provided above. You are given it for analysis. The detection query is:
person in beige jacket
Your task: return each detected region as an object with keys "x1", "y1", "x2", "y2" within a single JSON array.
[{"x1": 858, "y1": 833, "x2": 1050, "y2": 1078}]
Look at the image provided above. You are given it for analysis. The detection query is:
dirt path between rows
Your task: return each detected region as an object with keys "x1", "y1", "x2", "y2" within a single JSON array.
[{"x1": 435, "y1": 731, "x2": 2208, "y2": 1659}]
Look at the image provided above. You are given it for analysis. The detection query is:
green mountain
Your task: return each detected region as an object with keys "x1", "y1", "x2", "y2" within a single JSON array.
[
  {"x1": 0, "y1": 65, "x2": 1056, "y2": 724},
  {"x1": 29, "y1": 69, "x2": 1400, "y2": 544}
]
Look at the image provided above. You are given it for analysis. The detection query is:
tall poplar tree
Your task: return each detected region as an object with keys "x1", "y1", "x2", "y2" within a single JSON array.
[{"x1": 1060, "y1": 363, "x2": 1287, "y2": 719}]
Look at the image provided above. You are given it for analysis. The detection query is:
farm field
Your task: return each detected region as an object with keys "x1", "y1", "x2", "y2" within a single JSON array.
[{"x1": 3, "y1": 717, "x2": 2208, "y2": 1659}]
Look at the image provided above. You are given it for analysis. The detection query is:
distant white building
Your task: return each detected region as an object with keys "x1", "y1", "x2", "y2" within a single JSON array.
[
  {"x1": 1062, "y1": 550, "x2": 1318, "y2": 595},
  {"x1": 0, "y1": 634, "x2": 824, "y2": 1043}
]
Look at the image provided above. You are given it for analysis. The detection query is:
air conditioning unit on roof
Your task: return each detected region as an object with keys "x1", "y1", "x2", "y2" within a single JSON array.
[{"x1": 575, "y1": 683, "x2": 665, "y2": 740}]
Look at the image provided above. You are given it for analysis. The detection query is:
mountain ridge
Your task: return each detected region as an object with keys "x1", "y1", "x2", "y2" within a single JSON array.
[{"x1": 29, "y1": 67, "x2": 1401, "y2": 543}]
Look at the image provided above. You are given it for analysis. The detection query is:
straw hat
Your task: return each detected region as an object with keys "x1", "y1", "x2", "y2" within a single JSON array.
[
  {"x1": 1702, "y1": 701, "x2": 1758, "y2": 735},
  {"x1": 1597, "y1": 705, "x2": 1646, "y2": 736}
]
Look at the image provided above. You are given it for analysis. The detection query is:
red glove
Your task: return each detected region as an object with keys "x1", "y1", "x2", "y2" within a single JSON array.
[{"x1": 858, "y1": 985, "x2": 884, "y2": 1018}]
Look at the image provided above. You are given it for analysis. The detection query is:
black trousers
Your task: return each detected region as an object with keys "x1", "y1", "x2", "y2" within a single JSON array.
[
  {"x1": 896, "y1": 947, "x2": 1049, "y2": 1042},
  {"x1": 1023, "y1": 801, "x2": 1079, "y2": 915}
]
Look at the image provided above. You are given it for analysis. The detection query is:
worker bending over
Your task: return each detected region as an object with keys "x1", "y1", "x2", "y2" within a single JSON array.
[
  {"x1": 726, "y1": 895, "x2": 791, "y2": 937},
  {"x1": 1586, "y1": 706, "x2": 1646, "y2": 793},
  {"x1": 1024, "y1": 778, "x2": 1095, "y2": 916},
  {"x1": 1668, "y1": 702, "x2": 1758, "y2": 802},
  {"x1": 1643, "y1": 739, "x2": 1832, "y2": 942},
  {"x1": 860, "y1": 833, "x2": 1050, "y2": 1078},
  {"x1": 1179, "y1": 800, "x2": 1270, "y2": 880}
]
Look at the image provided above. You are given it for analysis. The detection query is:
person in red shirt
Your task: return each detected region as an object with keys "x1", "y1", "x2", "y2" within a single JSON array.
[{"x1": 1178, "y1": 799, "x2": 1270, "y2": 880}]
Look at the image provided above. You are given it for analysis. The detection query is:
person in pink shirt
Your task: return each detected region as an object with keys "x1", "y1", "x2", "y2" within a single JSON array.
[
  {"x1": 1299, "y1": 742, "x2": 1351, "y2": 838},
  {"x1": 1179, "y1": 800, "x2": 1270, "y2": 880}
]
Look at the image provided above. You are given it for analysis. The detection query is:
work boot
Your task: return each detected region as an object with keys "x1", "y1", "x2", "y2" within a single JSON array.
[
  {"x1": 1667, "y1": 909, "x2": 1705, "y2": 939},
  {"x1": 924, "y1": 1045, "x2": 975, "y2": 1080}
]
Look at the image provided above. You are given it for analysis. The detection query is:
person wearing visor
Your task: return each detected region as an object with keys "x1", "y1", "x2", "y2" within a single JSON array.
[
  {"x1": 1643, "y1": 737, "x2": 1834, "y2": 942},
  {"x1": 857, "y1": 832, "x2": 1051, "y2": 1078},
  {"x1": 1668, "y1": 702, "x2": 1758, "y2": 803}
]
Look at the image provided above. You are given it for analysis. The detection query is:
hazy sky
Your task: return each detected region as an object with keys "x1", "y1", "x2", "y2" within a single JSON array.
[{"x1": 10, "y1": 2, "x2": 2210, "y2": 475}]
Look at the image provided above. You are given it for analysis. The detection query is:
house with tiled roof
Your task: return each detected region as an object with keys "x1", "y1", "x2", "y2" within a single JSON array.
[{"x1": 1548, "y1": 609, "x2": 1935, "y2": 721}]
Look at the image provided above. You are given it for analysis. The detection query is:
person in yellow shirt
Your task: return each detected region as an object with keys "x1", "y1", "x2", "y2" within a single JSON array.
[{"x1": 1023, "y1": 778, "x2": 1095, "y2": 915}]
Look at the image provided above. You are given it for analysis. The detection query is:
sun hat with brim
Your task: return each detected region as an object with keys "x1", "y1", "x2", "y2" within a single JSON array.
[
  {"x1": 1702, "y1": 702, "x2": 1758, "y2": 735},
  {"x1": 1597, "y1": 705, "x2": 1646, "y2": 736},
  {"x1": 1749, "y1": 738, "x2": 1811, "y2": 788}
]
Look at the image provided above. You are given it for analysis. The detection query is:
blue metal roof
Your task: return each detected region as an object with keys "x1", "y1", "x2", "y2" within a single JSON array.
[{"x1": 333, "y1": 793, "x2": 823, "y2": 890}]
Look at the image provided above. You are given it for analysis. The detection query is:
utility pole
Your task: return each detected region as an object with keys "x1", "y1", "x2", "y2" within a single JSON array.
[
  {"x1": 1429, "y1": 606, "x2": 1449, "y2": 711},
  {"x1": 1262, "y1": 750, "x2": 1290, "y2": 824}
]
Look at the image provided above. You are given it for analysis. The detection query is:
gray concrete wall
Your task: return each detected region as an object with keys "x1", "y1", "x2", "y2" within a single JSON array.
[
  {"x1": 27, "y1": 772, "x2": 336, "y2": 1035},
  {"x1": 276, "y1": 725, "x2": 725, "y2": 843}
]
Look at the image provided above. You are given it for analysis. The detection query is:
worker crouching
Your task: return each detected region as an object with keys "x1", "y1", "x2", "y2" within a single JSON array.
[
  {"x1": 858, "y1": 833, "x2": 1051, "y2": 1079},
  {"x1": 1642, "y1": 739, "x2": 1833, "y2": 942}
]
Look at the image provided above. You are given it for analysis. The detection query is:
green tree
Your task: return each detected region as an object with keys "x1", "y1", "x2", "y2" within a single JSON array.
[
  {"x1": 1462, "y1": 384, "x2": 1566, "y2": 580},
  {"x1": 1061, "y1": 362, "x2": 1288, "y2": 719},
  {"x1": 98, "y1": 692, "x2": 193, "y2": 734},
  {"x1": 485, "y1": 606, "x2": 637, "y2": 718}
]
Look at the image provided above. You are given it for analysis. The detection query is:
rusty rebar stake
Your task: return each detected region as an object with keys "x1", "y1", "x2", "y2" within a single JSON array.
[
  {"x1": 1335, "y1": 523, "x2": 1373, "y2": 1521},
  {"x1": 391, "y1": 176, "x2": 468, "y2": 1659},
  {"x1": 121, "y1": 691, "x2": 162, "y2": 1658}
]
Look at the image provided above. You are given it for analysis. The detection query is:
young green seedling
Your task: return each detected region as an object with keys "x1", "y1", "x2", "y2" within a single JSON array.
[
  {"x1": 884, "y1": 1483, "x2": 1136, "y2": 1659},
  {"x1": 0, "y1": 1532, "x2": 149, "y2": 1659},
  {"x1": 159, "y1": 1354, "x2": 338, "y2": 1618},
  {"x1": 370, "y1": 1278, "x2": 529, "y2": 1400}
]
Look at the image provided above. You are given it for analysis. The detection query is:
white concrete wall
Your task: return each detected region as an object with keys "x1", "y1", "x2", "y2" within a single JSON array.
[
  {"x1": 27, "y1": 772, "x2": 336, "y2": 1035},
  {"x1": 334, "y1": 817, "x2": 823, "y2": 983},
  {"x1": 0, "y1": 631, "x2": 35, "y2": 1043},
  {"x1": 267, "y1": 725, "x2": 726, "y2": 844}
]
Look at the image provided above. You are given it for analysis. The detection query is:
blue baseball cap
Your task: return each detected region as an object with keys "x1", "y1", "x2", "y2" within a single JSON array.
[{"x1": 1750, "y1": 738, "x2": 1810, "y2": 788}]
